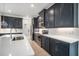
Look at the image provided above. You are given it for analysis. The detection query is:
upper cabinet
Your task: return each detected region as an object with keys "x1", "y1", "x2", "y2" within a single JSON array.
[
  {"x1": 55, "y1": 3, "x2": 74, "y2": 27},
  {"x1": 33, "y1": 3, "x2": 78, "y2": 28},
  {"x1": 45, "y1": 3, "x2": 78, "y2": 28},
  {"x1": 33, "y1": 17, "x2": 39, "y2": 28},
  {"x1": 38, "y1": 9, "x2": 46, "y2": 28},
  {"x1": 45, "y1": 5, "x2": 55, "y2": 28}
]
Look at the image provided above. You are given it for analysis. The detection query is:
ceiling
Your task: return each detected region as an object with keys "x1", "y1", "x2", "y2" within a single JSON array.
[{"x1": 0, "y1": 3, "x2": 53, "y2": 17}]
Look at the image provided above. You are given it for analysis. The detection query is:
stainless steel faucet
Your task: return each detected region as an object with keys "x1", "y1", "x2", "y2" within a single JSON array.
[
  {"x1": 10, "y1": 27, "x2": 12, "y2": 39},
  {"x1": 10, "y1": 28, "x2": 18, "y2": 39}
]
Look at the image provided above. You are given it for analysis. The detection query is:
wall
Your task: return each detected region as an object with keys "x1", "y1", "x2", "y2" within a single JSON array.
[
  {"x1": 23, "y1": 16, "x2": 33, "y2": 43},
  {"x1": 48, "y1": 28, "x2": 79, "y2": 38},
  {"x1": 0, "y1": 16, "x2": 22, "y2": 33},
  {"x1": 37, "y1": 28, "x2": 79, "y2": 38}
]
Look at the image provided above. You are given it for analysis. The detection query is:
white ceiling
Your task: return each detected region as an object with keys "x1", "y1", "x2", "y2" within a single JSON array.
[{"x1": 0, "y1": 3, "x2": 53, "y2": 17}]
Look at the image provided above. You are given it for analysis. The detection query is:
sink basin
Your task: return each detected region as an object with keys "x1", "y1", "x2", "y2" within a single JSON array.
[{"x1": 12, "y1": 36, "x2": 24, "y2": 41}]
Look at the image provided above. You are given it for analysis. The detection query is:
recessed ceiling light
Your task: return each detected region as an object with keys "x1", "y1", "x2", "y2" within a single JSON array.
[
  {"x1": 8, "y1": 10, "x2": 12, "y2": 13},
  {"x1": 39, "y1": 17, "x2": 42, "y2": 19},
  {"x1": 49, "y1": 10, "x2": 54, "y2": 14},
  {"x1": 30, "y1": 4, "x2": 35, "y2": 8}
]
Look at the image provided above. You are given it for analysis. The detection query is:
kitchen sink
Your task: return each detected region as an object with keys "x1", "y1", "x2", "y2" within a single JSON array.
[{"x1": 12, "y1": 36, "x2": 24, "y2": 41}]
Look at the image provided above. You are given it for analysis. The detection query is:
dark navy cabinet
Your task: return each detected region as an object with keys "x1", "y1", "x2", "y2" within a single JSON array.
[
  {"x1": 44, "y1": 3, "x2": 78, "y2": 28},
  {"x1": 33, "y1": 17, "x2": 39, "y2": 28},
  {"x1": 39, "y1": 9, "x2": 46, "y2": 21},
  {"x1": 55, "y1": 3, "x2": 74, "y2": 27},
  {"x1": 49, "y1": 37, "x2": 78, "y2": 56},
  {"x1": 38, "y1": 9, "x2": 46, "y2": 28},
  {"x1": 49, "y1": 38, "x2": 56, "y2": 55},
  {"x1": 53, "y1": 39, "x2": 69, "y2": 56},
  {"x1": 45, "y1": 5, "x2": 55, "y2": 28},
  {"x1": 34, "y1": 34, "x2": 78, "y2": 56},
  {"x1": 54, "y1": 3, "x2": 62, "y2": 27},
  {"x1": 49, "y1": 38, "x2": 70, "y2": 56},
  {"x1": 41, "y1": 36, "x2": 70, "y2": 56},
  {"x1": 33, "y1": 3, "x2": 78, "y2": 28},
  {"x1": 41, "y1": 36, "x2": 49, "y2": 52}
]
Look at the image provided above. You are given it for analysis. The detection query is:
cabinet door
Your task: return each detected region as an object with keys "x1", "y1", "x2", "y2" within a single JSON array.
[
  {"x1": 41, "y1": 36, "x2": 49, "y2": 52},
  {"x1": 41, "y1": 36, "x2": 45, "y2": 48},
  {"x1": 49, "y1": 38, "x2": 69, "y2": 56},
  {"x1": 49, "y1": 38, "x2": 56, "y2": 56},
  {"x1": 33, "y1": 17, "x2": 39, "y2": 28},
  {"x1": 39, "y1": 9, "x2": 46, "y2": 28},
  {"x1": 44, "y1": 10, "x2": 49, "y2": 28},
  {"x1": 39, "y1": 9, "x2": 45, "y2": 20},
  {"x1": 54, "y1": 3, "x2": 62, "y2": 27},
  {"x1": 45, "y1": 5, "x2": 55, "y2": 28},
  {"x1": 44, "y1": 37, "x2": 49, "y2": 52},
  {"x1": 54, "y1": 39, "x2": 69, "y2": 56},
  {"x1": 55, "y1": 3, "x2": 74, "y2": 27},
  {"x1": 34, "y1": 33, "x2": 38, "y2": 42},
  {"x1": 60, "y1": 3, "x2": 74, "y2": 27}
]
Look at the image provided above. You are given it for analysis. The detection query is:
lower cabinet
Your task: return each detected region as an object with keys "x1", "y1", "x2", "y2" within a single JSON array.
[
  {"x1": 34, "y1": 35, "x2": 78, "y2": 56},
  {"x1": 49, "y1": 38, "x2": 56, "y2": 56},
  {"x1": 41, "y1": 36, "x2": 49, "y2": 52},
  {"x1": 49, "y1": 38, "x2": 69, "y2": 56}
]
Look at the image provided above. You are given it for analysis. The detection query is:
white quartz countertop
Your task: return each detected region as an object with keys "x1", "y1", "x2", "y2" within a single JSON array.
[
  {"x1": 0, "y1": 34, "x2": 34, "y2": 56},
  {"x1": 34, "y1": 32, "x2": 78, "y2": 43}
]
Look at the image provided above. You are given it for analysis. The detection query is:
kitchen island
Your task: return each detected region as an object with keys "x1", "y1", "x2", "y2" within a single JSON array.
[{"x1": 0, "y1": 34, "x2": 34, "y2": 56}]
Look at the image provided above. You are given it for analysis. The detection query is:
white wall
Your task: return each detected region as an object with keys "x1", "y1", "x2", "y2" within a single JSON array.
[
  {"x1": 48, "y1": 28, "x2": 79, "y2": 38},
  {"x1": 23, "y1": 16, "x2": 32, "y2": 43},
  {"x1": 37, "y1": 28, "x2": 79, "y2": 38}
]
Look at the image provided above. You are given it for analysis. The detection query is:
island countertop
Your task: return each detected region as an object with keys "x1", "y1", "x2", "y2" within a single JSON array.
[{"x1": 0, "y1": 34, "x2": 35, "y2": 56}]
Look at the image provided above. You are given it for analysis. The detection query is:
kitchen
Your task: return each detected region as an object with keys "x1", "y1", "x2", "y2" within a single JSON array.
[{"x1": 0, "y1": 3, "x2": 79, "y2": 56}]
